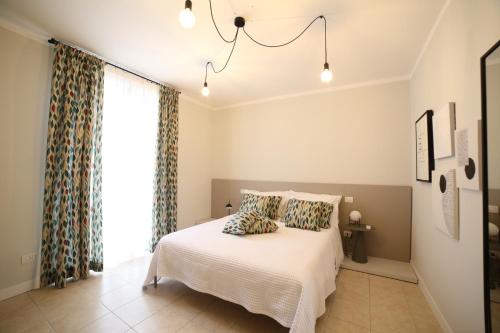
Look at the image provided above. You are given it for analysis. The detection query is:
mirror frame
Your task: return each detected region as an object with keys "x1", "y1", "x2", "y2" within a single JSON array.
[{"x1": 482, "y1": 39, "x2": 500, "y2": 333}]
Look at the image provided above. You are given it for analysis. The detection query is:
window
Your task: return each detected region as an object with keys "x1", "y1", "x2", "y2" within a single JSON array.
[{"x1": 102, "y1": 66, "x2": 159, "y2": 267}]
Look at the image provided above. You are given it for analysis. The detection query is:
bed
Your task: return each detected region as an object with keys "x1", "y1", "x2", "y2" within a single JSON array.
[{"x1": 143, "y1": 215, "x2": 344, "y2": 333}]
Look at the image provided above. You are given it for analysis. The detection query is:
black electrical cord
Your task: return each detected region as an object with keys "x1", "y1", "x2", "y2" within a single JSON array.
[
  {"x1": 208, "y1": 0, "x2": 236, "y2": 43},
  {"x1": 242, "y1": 15, "x2": 328, "y2": 63},
  {"x1": 204, "y1": 28, "x2": 239, "y2": 83}
]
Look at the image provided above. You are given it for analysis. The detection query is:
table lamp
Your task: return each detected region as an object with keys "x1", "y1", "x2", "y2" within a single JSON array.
[
  {"x1": 349, "y1": 210, "x2": 362, "y2": 225},
  {"x1": 225, "y1": 201, "x2": 233, "y2": 215}
]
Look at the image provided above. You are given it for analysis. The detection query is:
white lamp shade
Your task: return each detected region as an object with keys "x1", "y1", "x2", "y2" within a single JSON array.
[
  {"x1": 201, "y1": 85, "x2": 210, "y2": 96},
  {"x1": 320, "y1": 68, "x2": 332, "y2": 82},
  {"x1": 179, "y1": 8, "x2": 195, "y2": 28},
  {"x1": 349, "y1": 210, "x2": 362, "y2": 222}
]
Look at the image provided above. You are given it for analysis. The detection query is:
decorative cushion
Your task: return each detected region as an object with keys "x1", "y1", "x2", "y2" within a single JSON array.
[
  {"x1": 222, "y1": 211, "x2": 258, "y2": 235},
  {"x1": 247, "y1": 215, "x2": 279, "y2": 234},
  {"x1": 282, "y1": 199, "x2": 323, "y2": 231},
  {"x1": 318, "y1": 202, "x2": 334, "y2": 229},
  {"x1": 289, "y1": 191, "x2": 342, "y2": 227},
  {"x1": 241, "y1": 189, "x2": 291, "y2": 219},
  {"x1": 239, "y1": 193, "x2": 282, "y2": 219}
]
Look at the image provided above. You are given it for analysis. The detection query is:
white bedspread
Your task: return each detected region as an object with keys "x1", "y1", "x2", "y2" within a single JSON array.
[{"x1": 144, "y1": 216, "x2": 344, "y2": 333}]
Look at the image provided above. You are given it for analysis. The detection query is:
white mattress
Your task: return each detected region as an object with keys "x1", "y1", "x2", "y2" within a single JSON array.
[{"x1": 144, "y1": 216, "x2": 344, "y2": 333}]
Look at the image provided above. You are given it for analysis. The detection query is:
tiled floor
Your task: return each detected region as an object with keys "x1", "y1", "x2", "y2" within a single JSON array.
[{"x1": 0, "y1": 256, "x2": 442, "y2": 333}]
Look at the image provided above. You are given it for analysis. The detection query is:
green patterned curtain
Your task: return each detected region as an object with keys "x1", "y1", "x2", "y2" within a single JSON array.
[
  {"x1": 150, "y1": 86, "x2": 179, "y2": 251},
  {"x1": 41, "y1": 44, "x2": 104, "y2": 288}
]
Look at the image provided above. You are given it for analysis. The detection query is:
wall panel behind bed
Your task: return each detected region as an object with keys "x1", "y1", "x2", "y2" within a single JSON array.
[{"x1": 212, "y1": 179, "x2": 412, "y2": 262}]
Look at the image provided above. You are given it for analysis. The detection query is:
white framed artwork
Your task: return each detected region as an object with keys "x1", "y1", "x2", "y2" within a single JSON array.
[
  {"x1": 456, "y1": 120, "x2": 482, "y2": 191},
  {"x1": 432, "y1": 166, "x2": 459, "y2": 239},
  {"x1": 433, "y1": 102, "x2": 456, "y2": 159}
]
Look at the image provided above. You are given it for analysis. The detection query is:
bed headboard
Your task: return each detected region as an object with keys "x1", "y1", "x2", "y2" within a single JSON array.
[{"x1": 211, "y1": 179, "x2": 412, "y2": 262}]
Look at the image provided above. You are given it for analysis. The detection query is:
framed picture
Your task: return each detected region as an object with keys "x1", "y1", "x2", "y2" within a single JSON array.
[
  {"x1": 415, "y1": 110, "x2": 435, "y2": 182},
  {"x1": 456, "y1": 119, "x2": 482, "y2": 191},
  {"x1": 433, "y1": 102, "x2": 456, "y2": 159},
  {"x1": 432, "y1": 166, "x2": 459, "y2": 240}
]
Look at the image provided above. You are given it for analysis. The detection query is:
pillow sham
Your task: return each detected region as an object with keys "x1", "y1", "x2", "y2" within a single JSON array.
[
  {"x1": 289, "y1": 191, "x2": 342, "y2": 228},
  {"x1": 241, "y1": 189, "x2": 290, "y2": 219},
  {"x1": 282, "y1": 199, "x2": 323, "y2": 231},
  {"x1": 222, "y1": 211, "x2": 258, "y2": 235},
  {"x1": 239, "y1": 193, "x2": 282, "y2": 219}
]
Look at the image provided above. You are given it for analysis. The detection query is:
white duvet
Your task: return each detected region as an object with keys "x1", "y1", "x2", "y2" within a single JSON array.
[{"x1": 144, "y1": 216, "x2": 344, "y2": 333}]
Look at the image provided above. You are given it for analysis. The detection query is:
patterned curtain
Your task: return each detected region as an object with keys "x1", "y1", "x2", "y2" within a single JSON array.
[
  {"x1": 41, "y1": 44, "x2": 104, "y2": 288},
  {"x1": 150, "y1": 86, "x2": 179, "y2": 251}
]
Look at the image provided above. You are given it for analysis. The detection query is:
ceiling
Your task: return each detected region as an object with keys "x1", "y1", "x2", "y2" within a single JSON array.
[{"x1": 0, "y1": 0, "x2": 445, "y2": 108}]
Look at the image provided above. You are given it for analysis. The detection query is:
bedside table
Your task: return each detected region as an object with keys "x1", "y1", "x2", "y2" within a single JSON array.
[{"x1": 344, "y1": 223, "x2": 376, "y2": 263}]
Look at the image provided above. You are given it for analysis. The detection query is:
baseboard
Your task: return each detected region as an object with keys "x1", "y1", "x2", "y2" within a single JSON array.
[
  {"x1": 410, "y1": 261, "x2": 453, "y2": 333},
  {"x1": 0, "y1": 279, "x2": 35, "y2": 302}
]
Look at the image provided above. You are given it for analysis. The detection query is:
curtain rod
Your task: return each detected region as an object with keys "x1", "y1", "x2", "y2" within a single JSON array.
[{"x1": 48, "y1": 38, "x2": 180, "y2": 92}]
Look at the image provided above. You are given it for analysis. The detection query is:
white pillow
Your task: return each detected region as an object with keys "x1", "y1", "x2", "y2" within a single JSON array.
[
  {"x1": 240, "y1": 189, "x2": 291, "y2": 219},
  {"x1": 289, "y1": 191, "x2": 342, "y2": 227}
]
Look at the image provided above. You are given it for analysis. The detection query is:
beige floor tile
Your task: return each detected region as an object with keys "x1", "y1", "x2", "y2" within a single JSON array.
[
  {"x1": 29, "y1": 282, "x2": 91, "y2": 308},
  {"x1": 114, "y1": 294, "x2": 169, "y2": 327},
  {"x1": 48, "y1": 301, "x2": 109, "y2": 333},
  {"x1": 370, "y1": 299, "x2": 416, "y2": 333},
  {"x1": 164, "y1": 289, "x2": 217, "y2": 320},
  {"x1": 141, "y1": 278, "x2": 190, "y2": 305},
  {"x1": 100, "y1": 283, "x2": 143, "y2": 310},
  {"x1": 0, "y1": 302, "x2": 49, "y2": 333},
  {"x1": 217, "y1": 300, "x2": 287, "y2": 333},
  {"x1": 337, "y1": 269, "x2": 370, "y2": 284},
  {"x1": 190, "y1": 298, "x2": 243, "y2": 332},
  {"x1": 176, "y1": 321, "x2": 212, "y2": 333},
  {"x1": 0, "y1": 265, "x2": 443, "y2": 333},
  {"x1": 78, "y1": 313, "x2": 130, "y2": 333},
  {"x1": 317, "y1": 316, "x2": 370, "y2": 333},
  {"x1": 132, "y1": 306, "x2": 193, "y2": 333},
  {"x1": 78, "y1": 272, "x2": 130, "y2": 297},
  {"x1": 327, "y1": 293, "x2": 370, "y2": 329},
  {"x1": 370, "y1": 274, "x2": 408, "y2": 290},
  {"x1": 0, "y1": 293, "x2": 36, "y2": 321},
  {"x1": 335, "y1": 274, "x2": 370, "y2": 304},
  {"x1": 24, "y1": 321, "x2": 55, "y2": 333}
]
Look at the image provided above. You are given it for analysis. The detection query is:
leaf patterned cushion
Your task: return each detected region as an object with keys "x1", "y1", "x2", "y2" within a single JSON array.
[
  {"x1": 222, "y1": 211, "x2": 259, "y2": 235},
  {"x1": 239, "y1": 193, "x2": 282, "y2": 219},
  {"x1": 247, "y1": 215, "x2": 279, "y2": 234},
  {"x1": 282, "y1": 199, "x2": 323, "y2": 231},
  {"x1": 319, "y1": 202, "x2": 334, "y2": 229}
]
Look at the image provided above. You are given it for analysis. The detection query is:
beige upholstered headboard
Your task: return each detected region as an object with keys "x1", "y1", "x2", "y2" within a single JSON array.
[{"x1": 211, "y1": 179, "x2": 412, "y2": 262}]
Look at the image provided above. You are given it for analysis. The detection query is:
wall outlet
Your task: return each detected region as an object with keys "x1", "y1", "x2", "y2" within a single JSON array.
[
  {"x1": 21, "y1": 253, "x2": 36, "y2": 265},
  {"x1": 343, "y1": 230, "x2": 352, "y2": 238},
  {"x1": 490, "y1": 205, "x2": 499, "y2": 214},
  {"x1": 345, "y1": 197, "x2": 354, "y2": 203}
]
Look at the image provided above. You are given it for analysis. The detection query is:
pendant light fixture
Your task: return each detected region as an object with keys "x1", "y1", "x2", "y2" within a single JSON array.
[
  {"x1": 181, "y1": 0, "x2": 332, "y2": 96},
  {"x1": 179, "y1": 0, "x2": 195, "y2": 29}
]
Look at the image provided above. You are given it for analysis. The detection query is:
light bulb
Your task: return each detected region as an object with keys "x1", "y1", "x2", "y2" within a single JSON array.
[
  {"x1": 201, "y1": 82, "x2": 210, "y2": 96},
  {"x1": 320, "y1": 62, "x2": 332, "y2": 83},
  {"x1": 179, "y1": 0, "x2": 195, "y2": 28}
]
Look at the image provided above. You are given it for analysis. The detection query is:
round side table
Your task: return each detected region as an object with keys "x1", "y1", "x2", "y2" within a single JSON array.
[{"x1": 344, "y1": 223, "x2": 375, "y2": 263}]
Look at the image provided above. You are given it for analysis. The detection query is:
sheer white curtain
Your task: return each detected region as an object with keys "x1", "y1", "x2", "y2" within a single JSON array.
[{"x1": 102, "y1": 66, "x2": 159, "y2": 267}]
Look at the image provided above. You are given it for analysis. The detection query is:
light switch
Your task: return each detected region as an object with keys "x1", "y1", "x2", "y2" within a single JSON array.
[{"x1": 345, "y1": 197, "x2": 354, "y2": 203}]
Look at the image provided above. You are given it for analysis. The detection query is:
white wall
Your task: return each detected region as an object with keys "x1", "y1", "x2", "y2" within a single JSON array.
[
  {"x1": 0, "y1": 26, "x2": 51, "y2": 293},
  {"x1": 178, "y1": 97, "x2": 213, "y2": 230},
  {"x1": 409, "y1": 0, "x2": 500, "y2": 332},
  {"x1": 212, "y1": 80, "x2": 411, "y2": 186}
]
